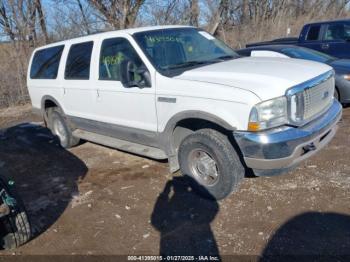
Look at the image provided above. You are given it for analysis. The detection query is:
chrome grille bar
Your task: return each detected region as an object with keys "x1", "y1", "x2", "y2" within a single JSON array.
[
  {"x1": 303, "y1": 77, "x2": 334, "y2": 120},
  {"x1": 286, "y1": 70, "x2": 335, "y2": 126}
]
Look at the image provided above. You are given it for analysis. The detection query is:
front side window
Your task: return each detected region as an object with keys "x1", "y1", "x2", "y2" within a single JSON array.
[
  {"x1": 306, "y1": 25, "x2": 321, "y2": 41},
  {"x1": 133, "y1": 28, "x2": 238, "y2": 76},
  {"x1": 65, "y1": 41, "x2": 93, "y2": 80},
  {"x1": 99, "y1": 38, "x2": 144, "y2": 81},
  {"x1": 30, "y1": 45, "x2": 64, "y2": 79},
  {"x1": 324, "y1": 23, "x2": 350, "y2": 41}
]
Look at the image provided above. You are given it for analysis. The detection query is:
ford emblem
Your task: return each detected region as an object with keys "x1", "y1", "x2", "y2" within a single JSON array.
[{"x1": 322, "y1": 91, "x2": 329, "y2": 100}]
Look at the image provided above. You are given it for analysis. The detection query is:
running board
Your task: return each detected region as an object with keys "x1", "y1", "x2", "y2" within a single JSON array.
[{"x1": 72, "y1": 129, "x2": 167, "y2": 160}]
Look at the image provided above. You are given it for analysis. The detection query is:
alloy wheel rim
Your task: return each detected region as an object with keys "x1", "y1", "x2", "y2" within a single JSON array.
[
  {"x1": 188, "y1": 149, "x2": 219, "y2": 186},
  {"x1": 53, "y1": 119, "x2": 67, "y2": 145}
]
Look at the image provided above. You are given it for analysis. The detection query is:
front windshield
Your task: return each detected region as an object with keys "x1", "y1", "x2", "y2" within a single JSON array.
[
  {"x1": 133, "y1": 28, "x2": 239, "y2": 76},
  {"x1": 281, "y1": 47, "x2": 336, "y2": 63}
]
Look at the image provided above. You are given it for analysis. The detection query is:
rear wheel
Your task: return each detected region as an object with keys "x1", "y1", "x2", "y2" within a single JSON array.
[
  {"x1": 178, "y1": 129, "x2": 244, "y2": 200},
  {"x1": 48, "y1": 108, "x2": 79, "y2": 148}
]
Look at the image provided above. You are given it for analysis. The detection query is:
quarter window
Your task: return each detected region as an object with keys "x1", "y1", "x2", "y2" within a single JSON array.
[
  {"x1": 30, "y1": 45, "x2": 64, "y2": 79},
  {"x1": 65, "y1": 41, "x2": 93, "y2": 80},
  {"x1": 306, "y1": 25, "x2": 321, "y2": 41},
  {"x1": 99, "y1": 38, "x2": 144, "y2": 81}
]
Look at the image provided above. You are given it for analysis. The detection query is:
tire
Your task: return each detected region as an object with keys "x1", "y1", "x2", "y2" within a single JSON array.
[
  {"x1": 48, "y1": 108, "x2": 79, "y2": 148},
  {"x1": 0, "y1": 178, "x2": 31, "y2": 249},
  {"x1": 178, "y1": 129, "x2": 244, "y2": 200}
]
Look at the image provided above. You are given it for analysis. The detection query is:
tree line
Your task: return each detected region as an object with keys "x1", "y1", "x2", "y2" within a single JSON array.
[{"x1": 0, "y1": 0, "x2": 349, "y2": 108}]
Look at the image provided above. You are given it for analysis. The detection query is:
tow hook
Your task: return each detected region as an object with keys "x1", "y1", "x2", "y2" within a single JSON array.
[{"x1": 303, "y1": 143, "x2": 317, "y2": 154}]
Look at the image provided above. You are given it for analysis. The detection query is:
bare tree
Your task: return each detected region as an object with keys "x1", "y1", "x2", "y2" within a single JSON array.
[
  {"x1": 0, "y1": 0, "x2": 15, "y2": 40},
  {"x1": 208, "y1": 0, "x2": 228, "y2": 35},
  {"x1": 142, "y1": 0, "x2": 191, "y2": 26},
  {"x1": 0, "y1": 0, "x2": 49, "y2": 108},
  {"x1": 34, "y1": 0, "x2": 49, "y2": 43},
  {"x1": 88, "y1": 0, "x2": 145, "y2": 29},
  {"x1": 76, "y1": 0, "x2": 91, "y2": 34},
  {"x1": 189, "y1": 0, "x2": 199, "y2": 26}
]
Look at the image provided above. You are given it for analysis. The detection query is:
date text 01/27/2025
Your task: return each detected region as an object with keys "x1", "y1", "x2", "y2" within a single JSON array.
[{"x1": 127, "y1": 255, "x2": 220, "y2": 261}]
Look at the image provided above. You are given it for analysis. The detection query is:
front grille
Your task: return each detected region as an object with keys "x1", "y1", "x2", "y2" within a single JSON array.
[
  {"x1": 287, "y1": 71, "x2": 335, "y2": 125},
  {"x1": 302, "y1": 77, "x2": 334, "y2": 120}
]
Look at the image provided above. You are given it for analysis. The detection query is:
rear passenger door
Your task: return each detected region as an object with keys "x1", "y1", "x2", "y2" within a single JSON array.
[
  {"x1": 62, "y1": 41, "x2": 96, "y2": 119},
  {"x1": 92, "y1": 36, "x2": 157, "y2": 134},
  {"x1": 321, "y1": 22, "x2": 350, "y2": 58}
]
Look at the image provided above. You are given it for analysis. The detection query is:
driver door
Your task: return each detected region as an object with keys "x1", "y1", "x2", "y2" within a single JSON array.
[{"x1": 92, "y1": 36, "x2": 157, "y2": 136}]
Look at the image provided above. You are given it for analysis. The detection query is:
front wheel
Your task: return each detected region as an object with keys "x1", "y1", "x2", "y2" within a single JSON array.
[{"x1": 178, "y1": 129, "x2": 244, "y2": 200}]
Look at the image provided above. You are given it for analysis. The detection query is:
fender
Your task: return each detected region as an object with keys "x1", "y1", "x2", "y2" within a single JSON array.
[
  {"x1": 40, "y1": 95, "x2": 72, "y2": 128},
  {"x1": 160, "y1": 110, "x2": 235, "y2": 153},
  {"x1": 40, "y1": 95, "x2": 65, "y2": 115},
  {"x1": 162, "y1": 110, "x2": 237, "y2": 135},
  {"x1": 158, "y1": 110, "x2": 237, "y2": 173}
]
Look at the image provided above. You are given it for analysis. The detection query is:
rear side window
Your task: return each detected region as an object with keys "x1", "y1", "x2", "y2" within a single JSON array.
[
  {"x1": 30, "y1": 45, "x2": 64, "y2": 79},
  {"x1": 306, "y1": 25, "x2": 321, "y2": 41},
  {"x1": 65, "y1": 41, "x2": 93, "y2": 80}
]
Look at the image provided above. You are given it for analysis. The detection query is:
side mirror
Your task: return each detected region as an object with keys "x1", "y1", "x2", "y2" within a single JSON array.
[{"x1": 120, "y1": 60, "x2": 151, "y2": 88}]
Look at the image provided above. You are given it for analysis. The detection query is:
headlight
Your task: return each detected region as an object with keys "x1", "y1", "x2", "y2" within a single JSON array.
[
  {"x1": 343, "y1": 74, "x2": 350, "y2": 81},
  {"x1": 248, "y1": 96, "x2": 288, "y2": 131}
]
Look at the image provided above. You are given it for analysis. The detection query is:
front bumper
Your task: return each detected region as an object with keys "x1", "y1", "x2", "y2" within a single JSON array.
[{"x1": 234, "y1": 99, "x2": 342, "y2": 176}]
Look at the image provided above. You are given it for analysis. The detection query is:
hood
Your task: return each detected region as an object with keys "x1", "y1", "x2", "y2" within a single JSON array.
[
  {"x1": 175, "y1": 57, "x2": 332, "y2": 101},
  {"x1": 329, "y1": 59, "x2": 350, "y2": 73}
]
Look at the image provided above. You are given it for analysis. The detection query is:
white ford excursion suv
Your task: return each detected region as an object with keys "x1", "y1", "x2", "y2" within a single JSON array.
[{"x1": 28, "y1": 26, "x2": 342, "y2": 200}]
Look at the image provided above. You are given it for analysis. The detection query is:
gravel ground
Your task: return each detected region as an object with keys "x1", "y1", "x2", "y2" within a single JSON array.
[{"x1": 0, "y1": 105, "x2": 349, "y2": 260}]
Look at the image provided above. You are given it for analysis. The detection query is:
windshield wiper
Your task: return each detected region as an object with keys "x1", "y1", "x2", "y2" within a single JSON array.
[
  {"x1": 215, "y1": 55, "x2": 237, "y2": 61},
  {"x1": 166, "y1": 55, "x2": 237, "y2": 70},
  {"x1": 166, "y1": 60, "x2": 212, "y2": 70}
]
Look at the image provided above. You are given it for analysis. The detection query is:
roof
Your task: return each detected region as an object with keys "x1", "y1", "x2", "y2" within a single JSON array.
[
  {"x1": 116, "y1": 25, "x2": 193, "y2": 34},
  {"x1": 305, "y1": 18, "x2": 350, "y2": 26},
  {"x1": 35, "y1": 25, "x2": 194, "y2": 50}
]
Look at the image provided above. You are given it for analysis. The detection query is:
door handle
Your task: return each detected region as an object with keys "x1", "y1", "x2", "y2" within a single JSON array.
[
  {"x1": 96, "y1": 89, "x2": 102, "y2": 101},
  {"x1": 321, "y1": 43, "x2": 330, "y2": 49}
]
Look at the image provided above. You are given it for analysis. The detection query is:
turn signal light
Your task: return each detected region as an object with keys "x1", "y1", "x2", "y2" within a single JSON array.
[{"x1": 248, "y1": 122, "x2": 260, "y2": 131}]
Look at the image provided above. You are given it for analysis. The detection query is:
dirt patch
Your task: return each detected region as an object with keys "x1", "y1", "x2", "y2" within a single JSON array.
[
  {"x1": 0, "y1": 104, "x2": 41, "y2": 128},
  {"x1": 0, "y1": 105, "x2": 349, "y2": 257}
]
